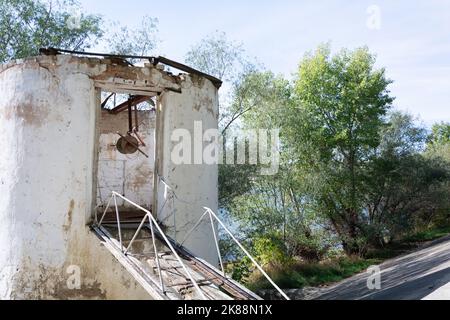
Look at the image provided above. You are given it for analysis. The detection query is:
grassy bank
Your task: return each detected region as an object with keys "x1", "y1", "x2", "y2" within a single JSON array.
[
  {"x1": 403, "y1": 225, "x2": 450, "y2": 242},
  {"x1": 247, "y1": 225, "x2": 450, "y2": 291},
  {"x1": 247, "y1": 256, "x2": 380, "y2": 291}
]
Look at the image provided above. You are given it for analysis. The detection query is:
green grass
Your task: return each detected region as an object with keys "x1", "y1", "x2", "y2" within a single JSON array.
[
  {"x1": 248, "y1": 225, "x2": 450, "y2": 291},
  {"x1": 366, "y1": 225, "x2": 450, "y2": 259},
  {"x1": 403, "y1": 225, "x2": 450, "y2": 243},
  {"x1": 247, "y1": 256, "x2": 381, "y2": 291},
  {"x1": 365, "y1": 242, "x2": 416, "y2": 260}
]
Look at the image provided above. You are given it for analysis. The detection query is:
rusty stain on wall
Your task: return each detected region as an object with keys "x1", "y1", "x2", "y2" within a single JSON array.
[
  {"x1": 97, "y1": 109, "x2": 155, "y2": 210},
  {"x1": 0, "y1": 98, "x2": 50, "y2": 127},
  {"x1": 63, "y1": 199, "x2": 75, "y2": 231},
  {"x1": 0, "y1": 53, "x2": 218, "y2": 300}
]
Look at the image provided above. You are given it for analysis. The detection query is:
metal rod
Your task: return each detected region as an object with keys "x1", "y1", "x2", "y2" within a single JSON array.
[
  {"x1": 112, "y1": 192, "x2": 207, "y2": 300},
  {"x1": 124, "y1": 214, "x2": 148, "y2": 254},
  {"x1": 98, "y1": 194, "x2": 113, "y2": 226},
  {"x1": 156, "y1": 56, "x2": 223, "y2": 89},
  {"x1": 204, "y1": 207, "x2": 290, "y2": 300},
  {"x1": 110, "y1": 95, "x2": 152, "y2": 114},
  {"x1": 179, "y1": 210, "x2": 209, "y2": 246},
  {"x1": 133, "y1": 128, "x2": 146, "y2": 147},
  {"x1": 209, "y1": 211, "x2": 225, "y2": 275},
  {"x1": 113, "y1": 193, "x2": 123, "y2": 251},
  {"x1": 172, "y1": 195, "x2": 176, "y2": 241},
  {"x1": 113, "y1": 191, "x2": 151, "y2": 213},
  {"x1": 157, "y1": 197, "x2": 168, "y2": 222},
  {"x1": 41, "y1": 47, "x2": 157, "y2": 61},
  {"x1": 148, "y1": 215, "x2": 165, "y2": 293},
  {"x1": 101, "y1": 92, "x2": 115, "y2": 109},
  {"x1": 150, "y1": 219, "x2": 207, "y2": 300},
  {"x1": 127, "y1": 98, "x2": 133, "y2": 133},
  {"x1": 134, "y1": 105, "x2": 139, "y2": 132},
  {"x1": 39, "y1": 47, "x2": 223, "y2": 89}
]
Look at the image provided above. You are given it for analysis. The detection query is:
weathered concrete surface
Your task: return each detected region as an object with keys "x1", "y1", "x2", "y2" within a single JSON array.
[
  {"x1": 156, "y1": 74, "x2": 219, "y2": 266},
  {"x1": 97, "y1": 109, "x2": 155, "y2": 210},
  {"x1": 310, "y1": 236, "x2": 450, "y2": 300},
  {"x1": 0, "y1": 55, "x2": 181, "y2": 299}
]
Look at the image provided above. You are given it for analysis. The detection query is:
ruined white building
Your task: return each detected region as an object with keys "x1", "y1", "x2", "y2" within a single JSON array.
[{"x1": 0, "y1": 50, "x2": 242, "y2": 299}]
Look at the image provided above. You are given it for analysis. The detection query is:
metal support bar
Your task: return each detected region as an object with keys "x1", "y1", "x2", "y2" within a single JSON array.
[
  {"x1": 101, "y1": 191, "x2": 207, "y2": 300},
  {"x1": 98, "y1": 194, "x2": 113, "y2": 226},
  {"x1": 180, "y1": 210, "x2": 209, "y2": 246},
  {"x1": 110, "y1": 95, "x2": 150, "y2": 114},
  {"x1": 209, "y1": 211, "x2": 225, "y2": 275},
  {"x1": 204, "y1": 207, "x2": 290, "y2": 300},
  {"x1": 134, "y1": 105, "x2": 139, "y2": 132},
  {"x1": 124, "y1": 214, "x2": 147, "y2": 254},
  {"x1": 96, "y1": 185, "x2": 282, "y2": 300},
  {"x1": 149, "y1": 215, "x2": 165, "y2": 293},
  {"x1": 127, "y1": 98, "x2": 133, "y2": 133},
  {"x1": 39, "y1": 48, "x2": 223, "y2": 88},
  {"x1": 113, "y1": 194, "x2": 123, "y2": 251}
]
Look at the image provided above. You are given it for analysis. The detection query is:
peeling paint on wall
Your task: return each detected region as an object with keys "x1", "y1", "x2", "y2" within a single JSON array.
[
  {"x1": 0, "y1": 54, "x2": 219, "y2": 299},
  {"x1": 97, "y1": 110, "x2": 155, "y2": 210}
]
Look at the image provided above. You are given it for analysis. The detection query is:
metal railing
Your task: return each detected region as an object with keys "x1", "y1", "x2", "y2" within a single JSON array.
[
  {"x1": 156, "y1": 175, "x2": 291, "y2": 301},
  {"x1": 180, "y1": 207, "x2": 290, "y2": 300},
  {"x1": 95, "y1": 175, "x2": 291, "y2": 300},
  {"x1": 96, "y1": 191, "x2": 207, "y2": 300}
]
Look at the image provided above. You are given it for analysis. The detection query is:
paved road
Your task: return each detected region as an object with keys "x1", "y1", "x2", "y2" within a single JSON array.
[{"x1": 313, "y1": 236, "x2": 450, "y2": 300}]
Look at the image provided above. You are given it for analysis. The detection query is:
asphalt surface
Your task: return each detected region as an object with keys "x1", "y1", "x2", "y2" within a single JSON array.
[{"x1": 313, "y1": 236, "x2": 450, "y2": 300}]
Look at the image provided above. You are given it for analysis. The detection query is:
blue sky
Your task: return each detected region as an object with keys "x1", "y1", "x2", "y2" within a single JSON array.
[{"x1": 78, "y1": 0, "x2": 450, "y2": 125}]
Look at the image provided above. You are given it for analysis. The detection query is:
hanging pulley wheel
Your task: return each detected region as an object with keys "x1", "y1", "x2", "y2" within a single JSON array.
[{"x1": 116, "y1": 135, "x2": 139, "y2": 154}]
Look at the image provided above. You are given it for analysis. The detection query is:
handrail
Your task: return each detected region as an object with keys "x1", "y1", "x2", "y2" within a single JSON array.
[
  {"x1": 97, "y1": 191, "x2": 207, "y2": 300},
  {"x1": 181, "y1": 207, "x2": 290, "y2": 300},
  {"x1": 157, "y1": 175, "x2": 290, "y2": 300},
  {"x1": 97, "y1": 174, "x2": 291, "y2": 300}
]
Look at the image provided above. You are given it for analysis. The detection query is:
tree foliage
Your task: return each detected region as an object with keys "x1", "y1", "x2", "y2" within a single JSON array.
[
  {"x1": 185, "y1": 30, "x2": 250, "y2": 83},
  {"x1": 107, "y1": 15, "x2": 159, "y2": 56},
  {"x1": 185, "y1": 32, "x2": 263, "y2": 207},
  {"x1": 285, "y1": 45, "x2": 394, "y2": 254},
  {"x1": 2, "y1": 2, "x2": 449, "y2": 281},
  {"x1": 221, "y1": 44, "x2": 450, "y2": 269},
  {"x1": 185, "y1": 31, "x2": 260, "y2": 131},
  {"x1": 428, "y1": 122, "x2": 450, "y2": 146},
  {"x1": 0, "y1": 0, "x2": 103, "y2": 63}
]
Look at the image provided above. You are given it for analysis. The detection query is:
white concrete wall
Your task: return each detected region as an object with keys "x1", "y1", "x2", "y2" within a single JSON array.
[
  {"x1": 0, "y1": 54, "x2": 219, "y2": 298},
  {"x1": 97, "y1": 110, "x2": 155, "y2": 211},
  {"x1": 156, "y1": 74, "x2": 219, "y2": 265},
  {"x1": 0, "y1": 57, "x2": 152, "y2": 299}
]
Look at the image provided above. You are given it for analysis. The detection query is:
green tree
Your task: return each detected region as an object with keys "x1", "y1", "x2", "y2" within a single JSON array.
[
  {"x1": 0, "y1": 0, "x2": 103, "y2": 63},
  {"x1": 185, "y1": 31, "x2": 259, "y2": 132},
  {"x1": 426, "y1": 122, "x2": 450, "y2": 164},
  {"x1": 185, "y1": 30, "x2": 249, "y2": 84},
  {"x1": 364, "y1": 112, "x2": 448, "y2": 244},
  {"x1": 287, "y1": 45, "x2": 394, "y2": 255},
  {"x1": 224, "y1": 70, "x2": 335, "y2": 263},
  {"x1": 185, "y1": 31, "x2": 261, "y2": 208},
  {"x1": 428, "y1": 122, "x2": 450, "y2": 146},
  {"x1": 219, "y1": 71, "x2": 291, "y2": 207}
]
